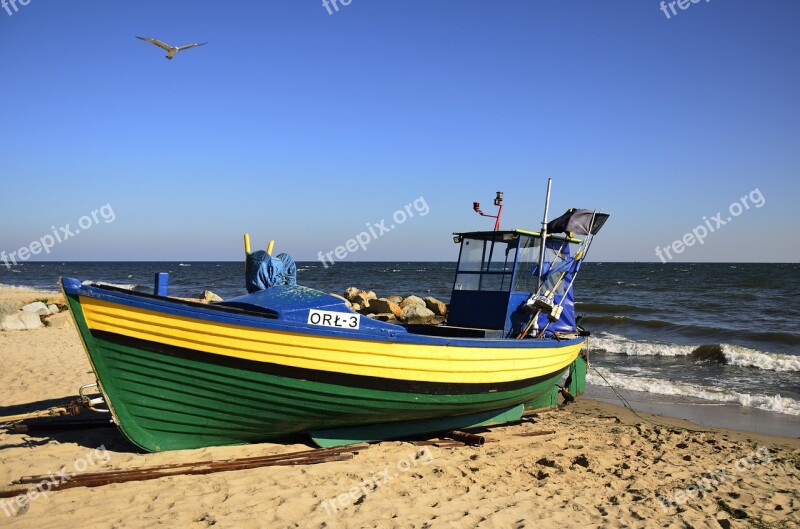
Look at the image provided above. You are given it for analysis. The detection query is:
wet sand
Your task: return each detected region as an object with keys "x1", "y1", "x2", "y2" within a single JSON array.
[{"x1": 587, "y1": 385, "x2": 800, "y2": 439}]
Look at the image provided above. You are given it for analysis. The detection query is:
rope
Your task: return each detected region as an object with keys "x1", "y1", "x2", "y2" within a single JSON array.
[
  {"x1": 590, "y1": 365, "x2": 657, "y2": 425},
  {"x1": 0, "y1": 402, "x2": 84, "y2": 430},
  {"x1": 589, "y1": 364, "x2": 721, "y2": 435},
  {"x1": 580, "y1": 335, "x2": 658, "y2": 427}
]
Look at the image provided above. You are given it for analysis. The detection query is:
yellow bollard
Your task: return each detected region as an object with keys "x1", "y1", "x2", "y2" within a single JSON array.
[
  {"x1": 244, "y1": 233, "x2": 251, "y2": 256},
  {"x1": 266, "y1": 240, "x2": 275, "y2": 255}
]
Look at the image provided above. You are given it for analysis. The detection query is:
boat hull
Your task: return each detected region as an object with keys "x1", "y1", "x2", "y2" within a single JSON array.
[{"x1": 62, "y1": 279, "x2": 584, "y2": 452}]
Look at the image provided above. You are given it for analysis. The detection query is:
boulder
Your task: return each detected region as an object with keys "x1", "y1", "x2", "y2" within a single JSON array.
[
  {"x1": 399, "y1": 295, "x2": 426, "y2": 310},
  {"x1": 329, "y1": 293, "x2": 352, "y2": 308},
  {"x1": 364, "y1": 298, "x2": 404, "y2": 318},
  {"x1": 351, "y1": 303, "x2": 361, "y2": 312},
  {"x1": 387, "y1": 295, "x2": 403, "y2": 304},
  {"x1": 1, "y1": 312, "x2": 43, "y2": 330},
  {"x1": 47, "y1": 304, "x2": 60, "y2": 314},
  {"x1": 21, "y1": 313, "x2": 43, "y2": 329},
  {"x1": 424, "y1": 296, "x2": 447, "y2": 316},
  {"x1": 1, "y1": 314, "x2": 27, "y2": 331},
  {"x1": 200, "y1": 290, "x2": 223, "y2": 303},
  {"x1": 388, "y1": 300, "x2": 404, "y2": 319},
  {"x1": 351, "y1": 293, "x2": 371, "y2": 306},
  {"x1": 343, "y1": 287, "x2": 361, "y2": 302},
  {"x1": 389, "y1": 300, "x2": 405, "y2": 319},
  {"x1": 364, "y1": 291, "x2": 377, "y2": 300},
  {"x1": 370, "y1": 313, "x2": 398, "y2": 323},
  {"x1": 45, "y1": 312, "x2": 73, "y2": 329},
  {"x1": 21, "y1": 301, "x2": 50, "y2": 316},
  {"x1": 402, "y1": 305, "x2": 436, "y2": 324}
]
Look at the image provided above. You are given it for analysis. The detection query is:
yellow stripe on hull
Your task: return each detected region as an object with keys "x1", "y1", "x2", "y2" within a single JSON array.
[{"x1": 80, "y1": 297, "x2": 582, "y2": 385}]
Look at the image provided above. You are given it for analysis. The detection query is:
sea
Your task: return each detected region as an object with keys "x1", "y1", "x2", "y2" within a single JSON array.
[{"x1": 2, "y1": 261, "x2": 799, "y2": 427}]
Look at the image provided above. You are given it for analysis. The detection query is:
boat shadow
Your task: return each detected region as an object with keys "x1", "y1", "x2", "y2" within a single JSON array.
[{"x1": 0, "y1": 396, "x2": 143, "y2": 454}]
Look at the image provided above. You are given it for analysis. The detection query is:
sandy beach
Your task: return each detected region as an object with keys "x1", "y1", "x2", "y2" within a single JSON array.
[{"x1": 1, "y1": 286, "x2": 798, "y2": 529}]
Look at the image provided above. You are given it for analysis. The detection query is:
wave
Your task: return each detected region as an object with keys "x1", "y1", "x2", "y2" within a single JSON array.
[
  {"x1": 575, "y1": 302, "x2": 659, "y2": 314},
  {"x1": 592, "y1": 334, "x2": 800, "y2": 373},
  {"x1": 583, "y1": 315, "x2": 675, "y2": 329},
  {"x1": 583, "y1": 315, "x2": 800, "y2": 346},
  {"x1": 716, "y1": 344, "x2": 800, "y2": 372},
  {"x1": 591, "y1": 333, "x2": 696, "y2": 357},
  {"x1": 179, "y1": 263, "x2": 191, "y2": 267},
  {"x1": 0, "y1": 283, "x2": 59, "y2": 293},
  {"x1": 586, "y1": 370, "x2": 800, "y2": 416}
]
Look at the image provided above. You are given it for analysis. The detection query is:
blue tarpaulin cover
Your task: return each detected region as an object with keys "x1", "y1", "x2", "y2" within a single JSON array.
[
  {"x1": 534, "y1": 239, "x2": 577, "y2": 334},
  {"x1": 245, "y1": 251, "x2": 297, "y2": 293}
]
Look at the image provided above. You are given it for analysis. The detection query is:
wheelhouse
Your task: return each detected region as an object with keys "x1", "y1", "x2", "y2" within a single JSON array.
[{"x1": 448, "y1": 229, "x2": 582, "y2": 336}]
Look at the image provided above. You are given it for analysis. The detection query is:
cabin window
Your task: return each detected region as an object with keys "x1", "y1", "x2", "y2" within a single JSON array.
[
  {"x1": 513, "y1": 237, "x2": 573, "y2": 295},
  {"x1": 512, "y1": 235, "x2": 541, "y2": 292},
  {"x1": 454, "y1": 237, "x2": 516, "y2": 291}
]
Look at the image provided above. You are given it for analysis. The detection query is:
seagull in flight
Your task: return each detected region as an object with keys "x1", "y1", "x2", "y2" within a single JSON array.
[{"x1": 136, "y1": 36, "x2": 207, "y2": 60}]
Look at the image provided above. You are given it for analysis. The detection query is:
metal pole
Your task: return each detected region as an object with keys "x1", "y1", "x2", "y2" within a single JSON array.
[{"x1": 536, "y1": 178, "x2": 552, "y2": 290}]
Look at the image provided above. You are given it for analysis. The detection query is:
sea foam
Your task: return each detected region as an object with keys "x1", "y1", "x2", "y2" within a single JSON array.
[
  {"x1": 586, "y1": 370, "x2": 800, "y2": 416},
  {"x1": 592, "y1": 333, "x2": 800, "y2": 373}
]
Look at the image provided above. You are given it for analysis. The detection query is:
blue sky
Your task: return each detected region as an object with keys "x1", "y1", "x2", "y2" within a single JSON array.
[{"x1": 1, "y1": 0, "x2": 798, "y2": 263}]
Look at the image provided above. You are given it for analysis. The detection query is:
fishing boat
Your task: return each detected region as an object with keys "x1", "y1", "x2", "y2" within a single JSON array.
[{"x1": 60, "y1": 183, "x2": 609, "y2": 452}]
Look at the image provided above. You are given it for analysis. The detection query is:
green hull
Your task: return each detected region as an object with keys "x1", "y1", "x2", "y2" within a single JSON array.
[{"x1": 523, "y1": 353, "x2": 587, "y2": 411}]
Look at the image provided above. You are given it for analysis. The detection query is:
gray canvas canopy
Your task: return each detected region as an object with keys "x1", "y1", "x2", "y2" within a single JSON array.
[{"x1": 546, "y1": 209, "x2": 609, "y2": 236}]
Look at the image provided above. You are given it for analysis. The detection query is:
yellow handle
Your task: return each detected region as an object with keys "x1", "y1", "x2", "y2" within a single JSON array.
[
  {"x1": 266, "y1": 240, "x2": 275, "y2": 255},
  {"x1": 244, "y1": 233, "x2": 251, "y2": 256}
]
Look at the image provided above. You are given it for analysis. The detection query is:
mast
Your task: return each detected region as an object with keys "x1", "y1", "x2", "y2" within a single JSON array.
[{"x1": 536, "y1": 178, "x2": 552, "y2": 290}]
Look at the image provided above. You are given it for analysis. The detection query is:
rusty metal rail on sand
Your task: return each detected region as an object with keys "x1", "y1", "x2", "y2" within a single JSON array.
[{"x1": 0, "y1": 444, "x2": 368, "y2": 498}]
